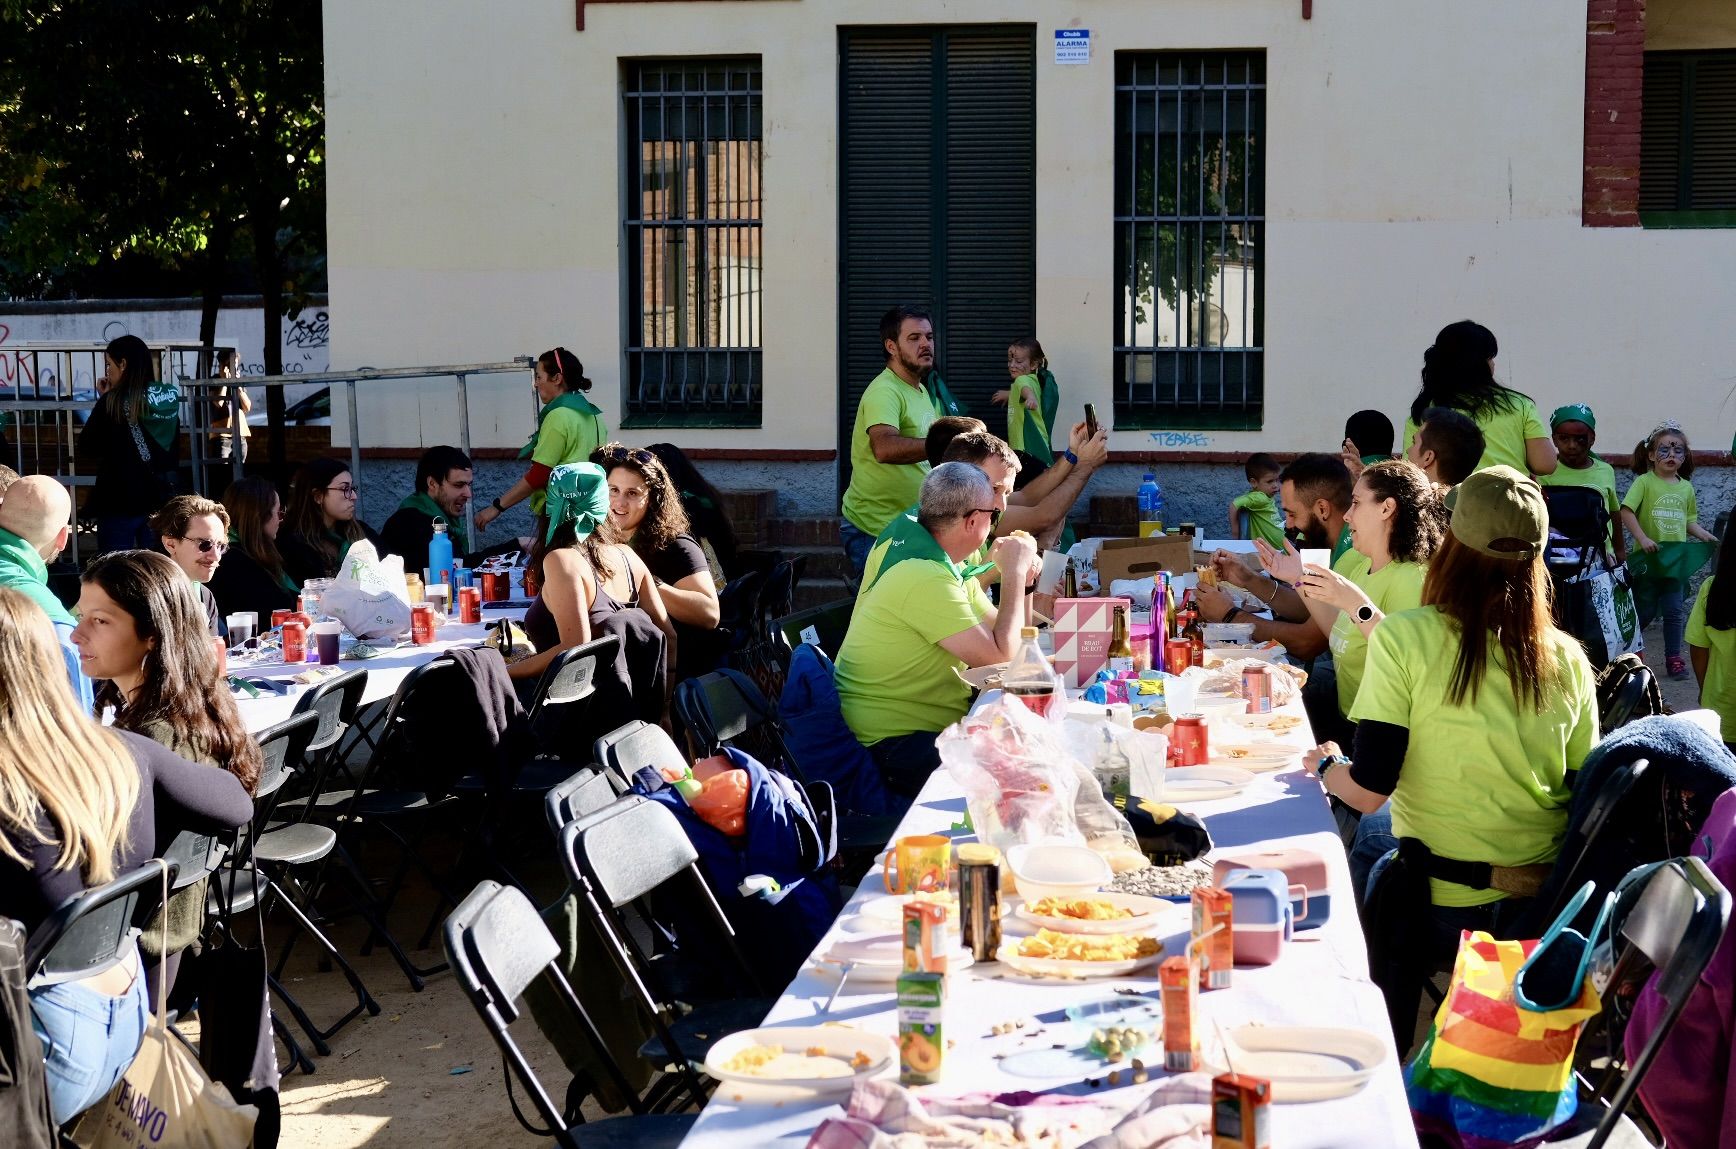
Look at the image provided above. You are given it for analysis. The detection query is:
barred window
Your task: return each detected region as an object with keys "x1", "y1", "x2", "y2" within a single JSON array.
[
  {"x1": 624, "y1": 60, "x2": 762, "y2": 427},
  {"x1": 1113, "y1": 53, "x2": 1265, "y2": 429}
]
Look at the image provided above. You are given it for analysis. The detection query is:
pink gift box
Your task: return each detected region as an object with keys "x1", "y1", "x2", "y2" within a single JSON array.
[{"x1": 1052, "y1": 596, "x2": 1131, "y2": 689}]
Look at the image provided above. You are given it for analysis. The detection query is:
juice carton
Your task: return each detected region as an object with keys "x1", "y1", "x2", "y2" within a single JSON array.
[{"x1": 897, "y1": 971, "x2": 945, "y2": 1085}]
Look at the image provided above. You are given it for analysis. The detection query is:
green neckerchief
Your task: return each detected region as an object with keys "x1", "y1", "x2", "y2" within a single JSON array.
[
  {"x1": 230, "y1": 526, "x2": 298, "y2": 594},
  {"x1": 0, "y1": 525, "x2": 74, "y2": 625},
  {"x1": 926, "y1": 373, "x2": 967, "y2": 419},
  {"x1": 518, "y1": 391, "x2": 604, "y2": 460},
  {"x1": 398, "y1": 491, "x2": 470, "y2": 555},
  {"x1": 1037, "y1": 368, "x2": 1060, "y2": 457},
  {"x1": 1330, "y1": 522, "x2": 1354, "y2": 567},
  {"x1": 1011, "y1": 371, "x2": 1058, "y2": 467},
  {"x1": 865, "y1": 507, "x2": 995, "y2": 594},
  {"x1": 142, "y1": 379, "x2": 181, "y2": 452}
]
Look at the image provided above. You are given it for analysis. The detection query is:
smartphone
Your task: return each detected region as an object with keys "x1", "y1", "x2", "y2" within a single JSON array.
[{"x1": 1084, "y1": 402, "x2": 1099, "y2": 440}]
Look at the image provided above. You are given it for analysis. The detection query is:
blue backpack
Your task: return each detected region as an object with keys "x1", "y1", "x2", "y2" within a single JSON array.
[{"x1": 778, "y1": 642, "x2": 891, "y2": 816}]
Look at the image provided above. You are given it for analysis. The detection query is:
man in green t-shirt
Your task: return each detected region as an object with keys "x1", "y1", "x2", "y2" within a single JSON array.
[
  {"x1": 840, "y1": 305, "x2": 942, "y2": 581},
  {"x1": 835, "y1": 462, "x2": 1038, "y2": 798}
]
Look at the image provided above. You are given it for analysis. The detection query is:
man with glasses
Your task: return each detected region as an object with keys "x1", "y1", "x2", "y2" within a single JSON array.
[
  {"x1": 834, "y1": 462, "x2": 1039, "y2": 800},
  {"x1": 0, "y1": 476, "x2": 94, "y2": 712},
  {"x1": 149, "y1": 495, "x2": 231, "y2": 639}
]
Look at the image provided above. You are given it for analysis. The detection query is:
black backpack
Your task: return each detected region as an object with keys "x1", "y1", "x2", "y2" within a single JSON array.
[
  {"x1": 1541, "y1": 484, "x2": 1612, "y2": 579},
  {"x1": 1595, "y1": 653, "x2": 1666, "y2": 732}
]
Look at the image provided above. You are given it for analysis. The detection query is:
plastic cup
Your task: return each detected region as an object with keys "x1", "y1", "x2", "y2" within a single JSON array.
[
  {"x1": 227, "y1": 614, "x2": 254, "y2": 648},
  {"x1": 314, "y1": 621, "x2": 342, "y2": 666},
  {"x1": 427, "y1": 583, "x2": 451, "y2": 617}
]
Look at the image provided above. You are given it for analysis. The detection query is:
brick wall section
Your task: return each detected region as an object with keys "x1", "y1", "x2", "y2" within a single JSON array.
[{"x1": 1583, "y1": 0, "x2": 1646, "y2": 227}]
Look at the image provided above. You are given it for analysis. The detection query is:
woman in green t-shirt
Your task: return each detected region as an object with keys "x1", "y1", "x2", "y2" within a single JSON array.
[
  {"x1": 1688, "y1": 526, "x2": 1736, "y2": 751},
  {"x1": 1302, "y1": 467, "x2": 1597, "y2": 957},
  {"x1": 1401, "y1": 320, "x2": 1556, "y2": 477},
  {"x1": 474, "y1": 347, "x2": 608, "y2": 533}
]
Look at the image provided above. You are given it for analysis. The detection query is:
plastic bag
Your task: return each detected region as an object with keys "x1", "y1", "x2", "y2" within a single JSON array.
[
  {"x1": 940, "y1": 697, "x2": 1083, "y2": 854},
  {"x1": 1060, "y1": 720, "x2": 1154, "y2": 872},
  {"x1": 689, "y1": 754, "x2": 749, "y2": 837},
  {"x1": 323, "y1": 540, "x2": 412, "y2": 641}
]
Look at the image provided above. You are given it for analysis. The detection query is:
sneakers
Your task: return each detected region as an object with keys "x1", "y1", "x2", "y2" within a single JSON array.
[{"x1": 1666, "y1": 655, "x2": 1688, "y2": 678}]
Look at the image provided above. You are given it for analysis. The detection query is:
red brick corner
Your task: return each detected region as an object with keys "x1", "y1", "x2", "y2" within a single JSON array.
[{"x1": 1583, "y1": 0, "x2": 1646, "y2": 227}]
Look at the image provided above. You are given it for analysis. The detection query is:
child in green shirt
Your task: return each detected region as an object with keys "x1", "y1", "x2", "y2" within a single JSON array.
[
  {"x1": 1536, "y1": 402, "x2": 1624, "y2": 561},
  {"x1": 1621, "y1": 421, "x2": 1718, "y2": 677},
  {"x1": 1229, "y1": 452, "x2": 1287, "y2": 549}
]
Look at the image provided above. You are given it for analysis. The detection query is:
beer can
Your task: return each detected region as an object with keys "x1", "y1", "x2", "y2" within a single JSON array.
[
  {"x1": 411, "y1": 603, "x2": 436, "y2": 645},
  {"x1": 1241, "y1": 666, "x2": 1274, "y2": 715},
  {"x1": 955, "y1": 843, "x2": 1002, "y2": 961},
  {"x1": 1210, "y1": 1073, "x2": 1273, "y2": 1149},
  {"x1": 281, "y1": 619, "x2": 307, "y2": 663},
  {"x1": 481, "y1": 569, "x2": 506, "y2": 602},
  {"x1": 270, "y1": 608, "x2": 292, "y2": 630},
  {"x1": 1160, "y1": 956, "x2": 1197, "y2": 1071},
  {"x1": 1172, "y1": 715, "x2": 1209, "y2": 766},
  {"x1": 458, "y1": 585, "x2": 482, "y2": 624},
  {"x1": 1165, "y1": 637, "x2": 1193, "y2": 673},
  {"x1": 1192, "y1": 886, "x2": 1234, "y2": 990}
]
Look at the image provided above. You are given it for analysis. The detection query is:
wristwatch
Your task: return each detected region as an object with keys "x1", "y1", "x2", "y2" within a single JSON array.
[
  {"x1": 1062, "y1": 448, "x2": 1079, "y2": 465},
  {"x1": 1316, "y1": 753, "x2": 1350, "y2": 781},
  {"x1": 491, "y1": 498, "x2": 505, "y2": 513},
  {"x1": 1353, "y1": 602, "x2": 1376, "y2": 624}
]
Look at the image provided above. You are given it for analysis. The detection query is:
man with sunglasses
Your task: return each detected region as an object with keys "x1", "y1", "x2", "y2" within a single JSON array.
[
  {"x1": 835, "y1": 462, "x2": 1039, "y2": 800},
  {"x1": 149, "y1": 495, "x2": 230, "y2": 639}
]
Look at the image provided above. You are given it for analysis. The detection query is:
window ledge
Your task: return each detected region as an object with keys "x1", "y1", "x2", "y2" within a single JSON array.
[{"x1": 1640, "y1": 210, "x2": 1736, "y2": 229}]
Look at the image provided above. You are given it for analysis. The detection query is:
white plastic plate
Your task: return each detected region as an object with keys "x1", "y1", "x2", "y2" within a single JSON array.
[
  {"x1": 1013, "y1": 892, "x2": 1176, "y2": 935},
  {"x1": 1161, "y1": 765, "x2": 1258, "y2": 800},
  {"x1": 1213, "y1": 1025, "x2": 1389, "y2": 1102},
  {"x1": 704, "y1": 1026, "x2": 896, "y2": 1088},
  {"x1": 994, "y1": 939, "x2": 1163, "y2": 979}
]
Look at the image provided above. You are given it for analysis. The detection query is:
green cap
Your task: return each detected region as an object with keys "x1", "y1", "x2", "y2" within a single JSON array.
[
  {"x1": 1446, "y1": 465, "x2": 1547, "y2": 561},
  {"x1": 542, "y1": 462, "x2": 609, "y2": 545},
  {"x1": 1549, "y1": 403, "x2": 1595, "y2": 430}
]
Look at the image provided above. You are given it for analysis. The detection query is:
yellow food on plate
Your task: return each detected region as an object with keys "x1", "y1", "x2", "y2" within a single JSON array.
[
  {"x1": 1016, "y1": 929, "x2": 1161, "y2": 963},
  {"x1": 1027, "y1": 897, "x2": 1135, "y2": 921},
  {"x1": 721, "y1": 1044, "x2": 785, "y2": 1073},
  {"x1": 851, "y1": 1050, "x2": 873, "y2": 1070},
  {"x1": 719, "y1": 1043, "x2": 858, "y2": 1079}
]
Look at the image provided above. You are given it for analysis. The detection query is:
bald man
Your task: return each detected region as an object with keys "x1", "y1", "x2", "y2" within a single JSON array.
[{"x1": 0, "y1": 476, "x2": 93, "y2": 712}]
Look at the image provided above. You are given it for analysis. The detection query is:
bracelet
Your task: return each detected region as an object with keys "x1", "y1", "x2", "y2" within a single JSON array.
[
  {"x1": 1063, "y1": 449, "x2": 1079, "y2": 465},
  {"x1": 1256, "y1": 576, "x2": 1277, "y2": 605},
  {"x1": 1224, "y1": 606, "x2": 1244, "y2": 624},
  {"x1": 491, "y1": 498, "x2": 504, "y2": 513},
  {"x1": 1316, "y1": 753, "x2": 1350, "y2": 782}
]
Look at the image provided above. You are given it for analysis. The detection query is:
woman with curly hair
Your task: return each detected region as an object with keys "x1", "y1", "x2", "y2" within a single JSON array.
[{"x1": 594, "y1": 443, "x2": 724, "y2": 678}]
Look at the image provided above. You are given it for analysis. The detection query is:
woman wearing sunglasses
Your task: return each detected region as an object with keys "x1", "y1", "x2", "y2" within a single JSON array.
[
  {"x1": 594, "y1": 443, "x2": 724, "y2": 679},
  {"x1": 474, "y1": 347, "x2": 607, "y2": 534},
  {"x1": 278, "y1": 457, "x2": 381, "y2": 585},
  {"x1": 148, "y1": 494, "x2": 232, "y2": 639}
]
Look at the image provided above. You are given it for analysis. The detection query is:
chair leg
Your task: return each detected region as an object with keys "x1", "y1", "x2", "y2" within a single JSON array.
[
  {"x1": 265, "y1": 876, "x2": 383, "y2": 1041},
  {"x1": 331, "y1": 853, "x2": 436, "y2": 992},
  {"x1": 267, "y1": 974, "x2": 333, "y2": 1057},
  {"x1": 273, "y1": 1008, "x2": 318, "y2": 1075}
]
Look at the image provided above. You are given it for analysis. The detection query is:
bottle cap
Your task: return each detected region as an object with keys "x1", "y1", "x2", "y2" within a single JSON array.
[{"x1": 1021, "y1": 626, "x2": 1038, "y2": 639}]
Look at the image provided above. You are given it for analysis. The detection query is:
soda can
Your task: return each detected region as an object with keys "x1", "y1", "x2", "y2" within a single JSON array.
[
  {"x1": 1192, "y1": 886, "x2": 1234, "y2": 990},
  {"x1": 411, "y1": 603, "x2": 436, "y2": 645},
  {"x1": 281, "y1": 618, "x2": 307, "y2": 663},
  {"x1": 1172, "y1": 715, "x2": 1209, "y2": 766},
  {"x1": 1165, "y1": 637, "x2": 1193, "y2": 673},
  {"x1": 481, "y1": 569, "x2": 507, "y2": 602},
  {"x1": 1160, "y1": 956, "x2": 1197, "y2": 1071},
  {"x1": 1241, "y1": 665, "x2": 1274, "y2": 715},
  {"x1": 955, "y1": 844, "x2": 1002, "y2": 961},
  {"x1": 270, "y1": 608, "x2": 292, "y2": 630},
  {"x1": 458, "y1": 585, "x2": 482, "y2": 624},
  {"x1": 1210, "y1": 1073, "x2": 1273, "y2": 1149}
]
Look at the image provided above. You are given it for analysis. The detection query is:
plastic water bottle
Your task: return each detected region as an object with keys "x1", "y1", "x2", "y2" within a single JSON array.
[
  {"x1": 1003, "y1": 626, "x2": 1059, "y2": 717},
  {"x1": 428, "y1": 521, "x2": 456, "y2": 594},
  {"x1": 1138, "y1": 473, "x2": 1165, "y2": 537}
]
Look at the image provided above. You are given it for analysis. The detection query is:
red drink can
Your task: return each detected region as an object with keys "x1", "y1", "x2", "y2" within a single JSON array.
[
  {"x1": 271, "y1": 608, "x2": 292, "y2": 630},
  {"x1": 411, "y1": 603, "x2": 436, "y2": 645},
  {"x1": 481, "y1": 569, "x2": 506, "y2": 602},
  {"x1": 1241, "y1": 666, "x2": 1274, "y2": 715},
  {"x1": 458, "y1": 585, "x2": 482, "y2": 624},
  {"x1": 1165, "y1": 637, "x2": 1193, "y2": 673},
  {"x1": 1172, "y1": 715, "x2": 1209, "y2": 766},
  {"x1": 281, "y1": 619, "x2": 307, "y2": 663}
]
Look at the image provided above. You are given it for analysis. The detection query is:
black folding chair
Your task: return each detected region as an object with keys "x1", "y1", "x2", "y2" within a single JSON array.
[
  {"x1": 443, "y1": 881, "x2": 698, "y2": 1148},
  {"x1": 1544, "y1": 856, "x2": 1732, "y2": 1147},
  {"x1": 592, "y1": 720, "x2": 688, "y2": 794},
  {"x1": 271, "y1": 668, "x2": 370, "y2": 822},
  {"x1": 559, "y1": 799, "x2": 770, "y2": 1110},
  {"x1": 523, "y1": 635, "x2": 620, "y2": 760},
  {"x1": 1515, "y1": 759, "x2": 1652, "y2": 938},
  {"x1": 26, "y1": 860, "x2": 173, "y2": 989},
  {"x1": 752, "y1": 557, "x2": 805, "y2": 644},
  {"x1": 544, "y1": 767, "x2": 622, "y2": 837},
  {"x1": 772, "y1": 598, "x2": 854, "y2": 660}
]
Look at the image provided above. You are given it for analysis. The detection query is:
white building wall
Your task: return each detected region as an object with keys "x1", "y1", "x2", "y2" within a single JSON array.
[{"x1": 322, "y1": 0, "x2": 1736, "y2": 460}]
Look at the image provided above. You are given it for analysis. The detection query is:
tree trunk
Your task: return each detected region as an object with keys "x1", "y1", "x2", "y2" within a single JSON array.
[
  {"x1": 252, "y1": 205, "x2": 288, "y2": 479},
  {"x1": 196, "y1": 219, "x2": 233, "y2": 494}
]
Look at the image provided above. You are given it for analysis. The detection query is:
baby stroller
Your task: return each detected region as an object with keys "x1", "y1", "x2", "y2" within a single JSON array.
[{"x1": 1543, "y1": 484, "x2": 1641, "y2": 671}]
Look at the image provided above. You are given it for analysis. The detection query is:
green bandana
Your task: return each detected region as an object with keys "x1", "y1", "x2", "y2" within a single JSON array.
[
  {"x1": 519, "y1": 391, "x2": 604, "y2": 460},
  {"x1": 398, "y1": 491, "x2": 470, "y2": 555},
  {"x1": 0, "y1": 525, "x2": 74, "y2": 626},
  {"x1": 863, "y1": 507, "x2": 996, "y2": 594},
  {"x1": 1549, "y1": 403, "x2": 1596, "y2": 431},
  {"x1": 543, "y1": 463, "x2": 609, "y2": 545}
]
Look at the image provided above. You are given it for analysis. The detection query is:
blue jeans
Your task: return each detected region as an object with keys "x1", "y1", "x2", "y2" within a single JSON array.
[
  {"x1": 869, "y1": 730, "x2": 942, "y2": 812},
  {"x1": 31, "y1": 961, "x2": 150, "y2": 1125},
  {"x1": 1639, "y1": 578, "x2": 1687, "y2": 660},
  {"x1": 1349, "y1": 804, "x2": 1397, "y2": 909},
  {"x1": 839, "y1": 520, "x2": 875, "y2": 584}
]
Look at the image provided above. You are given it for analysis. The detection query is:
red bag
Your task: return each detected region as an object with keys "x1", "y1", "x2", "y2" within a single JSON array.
[{"x1": 689, "y1": 756, "x2": 748, "y2": 837}]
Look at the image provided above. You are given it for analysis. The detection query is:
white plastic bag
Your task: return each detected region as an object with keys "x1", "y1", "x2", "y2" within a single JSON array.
[
  {"x1": 323, "y1": 540, "x2": 412, "y2": 641},
  {"x1": 940, "y1": 697, "x2": 1083, "y2": 855}
]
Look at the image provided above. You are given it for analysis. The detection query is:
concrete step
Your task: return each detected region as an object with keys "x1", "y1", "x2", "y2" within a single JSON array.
[
  {"x1": 794, "y1": 577, "x2": 851, "y2": 611},
  {"x1": 765, "y1": 516, "x2": 842, "y2": 548}
]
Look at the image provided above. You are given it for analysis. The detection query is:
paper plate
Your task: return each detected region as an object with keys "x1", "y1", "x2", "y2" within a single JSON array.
[
  {"x1": 1013, "y1": 892, "x2": 1177, "y2": 935},
  {"x1": 1208, "y1": 744, "x2": 1298, "y2": 773},
  {"x1": 1212, "y1": 1025, "x2": 1388, "y2": 1102},
  {"x1": 994, "y1": 939, "x2": 1163, "y2": 980},
  {"x1": 859, "y1": 892, "x2": 959, "y2": 926},
  {"x1": 816, "y1": 935, "x2": 975, "y2": 983},
  {"x1": 1162, "y1": 765, "x2": 1257, "y2": 800},
  {"x1": 704, "y1": 1026, "x2": 896, "y2": 1088},
  {"x1": 1225, "y1": 712, "x2": 1307, "y2": 737}
]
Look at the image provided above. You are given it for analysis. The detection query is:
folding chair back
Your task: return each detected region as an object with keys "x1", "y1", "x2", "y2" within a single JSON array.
[
  {"x1": 26, "y1": 861, "x2": 173, "y2": 988},
  {"x1": 772, "y1": 598, "x2": 854, "y2": 660},
  {"x1": 753, "y1": 557, "x2": 805, "y2": 643},
  {"x1": 292, "y1": 668, "x2": 370, "y2": 758},
  {"x1": 673, "y1": 670, "x2": 794, "y2": 777},
  {"x1": 254, "y1": 711, "x2": 320, "y2": 804},
  {"x1": 525, "y1": 635, "x2": 619, "y2": 753},
  {"x1": 160, "y1": 831, "x2": 223, "y2": 892},
  {"x1": 593, "y1": 719, "x2": 688, "y2": 793},
  {"x1": 1515, "y1": 758, "x2": 1652, "y2": 938},
  {"x1": 543, "y1": 767, "x2": 620, "y2": 835}
]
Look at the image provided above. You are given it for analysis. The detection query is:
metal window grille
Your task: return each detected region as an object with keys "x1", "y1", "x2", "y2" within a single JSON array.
[
  {"x1": 624, "y1": 59, "x2": 763, "y2": 427},
  {"x1": 1113, "y1": 53, "x2": 1265, "y2": 429}
]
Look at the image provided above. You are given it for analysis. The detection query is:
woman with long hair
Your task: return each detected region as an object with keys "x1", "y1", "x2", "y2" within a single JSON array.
[
  {"x1": 596, "y1": 443, "x2": 723, "y2": 679},
  {"x1": 77, "y1": 334, "x2": 183, "y2": 554},
  {"x1": 515, "y1": 463, "x2": 675, "y2": 726},
  {"x1": 1402, "y1": 320, "x2": 1556, "y2": 477},
  {"x1": 647, "y1": 441, "x2": 739, "y2": 580},
  {"x1": 0, "y1": 588, "x2": 251, "y2": 1124},
  {"x1": 277, "y1": 457, "x2": 380, "y2": 584},
  {"x1": 1689, "y1": 522, "x2": 1736, "y2": 751},
  {"x1": 1304, "y1": 466, "x2": 1596, "y2": 951},
  {"x1": 73, "y1": 551, "x2": 262, "y2": 1000},
  {"x1": 473, "y1": 347, "x2": 607, "y2": 534},
  {"x1": 209, "y1": 476, "x2": 299, "y2": 619}
]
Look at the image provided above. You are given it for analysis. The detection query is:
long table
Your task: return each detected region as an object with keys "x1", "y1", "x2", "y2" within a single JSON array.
[
  {"x1": 679, "y1": 693, "x2": 1420, "y2": 1148},
  {"x1": 231, "y1": 608, "x2": 524, "y2": 733}
]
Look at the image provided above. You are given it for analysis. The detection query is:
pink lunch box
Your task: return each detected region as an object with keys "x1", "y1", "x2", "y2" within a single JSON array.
[{"x1": 1212, "y1": 847, "x2": 1329, "y2": 930}]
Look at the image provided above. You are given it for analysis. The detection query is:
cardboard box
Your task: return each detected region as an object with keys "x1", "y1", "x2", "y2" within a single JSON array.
[
  {"x1": 1094, "y1": 535, "x2": 1197, "y2": 590},
  {"x1": 1053, "y1": 596, "x2": 1131, "y2": 688}
]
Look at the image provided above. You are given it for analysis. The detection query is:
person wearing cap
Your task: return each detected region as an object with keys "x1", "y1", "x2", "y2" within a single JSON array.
[
  {"x1": 512, "y1": 463, "x2": 675, "y2": 726},
  {"x1": 1303, "y1": 466, "x2": 1597, "y2": 954},
  {"x1": 1537, "y1": 403, "x2": 1624, "y2": 561}
]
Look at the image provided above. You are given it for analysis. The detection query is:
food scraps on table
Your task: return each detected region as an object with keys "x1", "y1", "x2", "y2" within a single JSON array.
[
  {"x1": 1016, "y1": 929, "x2": 1161, "y2": 963},
  {"x1": 718, "y1": 1043, "x2": 870, "y2": 1079},
  {"x1": 1027, "y1": 897, "x2": 1136, "y2": 921}
]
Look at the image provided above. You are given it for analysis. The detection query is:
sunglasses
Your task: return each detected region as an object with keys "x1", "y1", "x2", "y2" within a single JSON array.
[
  {"x1": 322, "y1": 484, "x2": 361, "y2": 497},
  {"x1": 597, "y1": 445, "x2": 655, "y2": 465},
  {"x1": 173, "y1": 536, "x2": 227, "y2": 555}
]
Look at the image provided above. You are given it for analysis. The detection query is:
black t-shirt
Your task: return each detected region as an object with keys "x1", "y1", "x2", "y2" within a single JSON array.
[
  {"x1": 197, "y1": 582, "x2": 225, "y2": 639},
  {"x1": 645, "y1": 534, "x2": 710, "y2": 587},
  {"x1": 645, "y1": 534, "x2": 725, "y2": 678}
]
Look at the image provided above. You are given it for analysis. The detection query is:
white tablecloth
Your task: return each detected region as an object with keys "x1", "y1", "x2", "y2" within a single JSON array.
[
  {"x1": 231, "y1": 606, "x2": 525, "y2": 732},
  {"x1": 678, "y1": 698, "x2": 1420, "y2": 1148}
]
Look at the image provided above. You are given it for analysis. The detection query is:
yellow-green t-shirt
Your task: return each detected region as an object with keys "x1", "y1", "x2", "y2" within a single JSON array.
[
  {"x1": 858, "y1": 506, "x2": 994, "y2": 598},
  {"x1": 1621, "y1": 470, "x2": 1698, "y2": 545},
  {"x1": 1006, "y1": 374, "x2": 1048, "y2": 455},
  {"x1": 1231, "y1": 489, "x2": 1287, "y2": 549},
  {"x1": 1350, "y1": 607, "x2": 1597, "y2": 907},
  {"x1": 1402, "y1": 394, "x2": 1548, "y2": 475},
  {"x1": 1327, "y1": 552, "x2": 1427, "y2": 716},
  {"x1": 1687, "y1": 577, "x2": 1736, "y2": 743},
  {"x1": 841, "y1": 368, "x2": 936, "y2": 537},
  {"x1": 835, "y1": 556, "x2": 991, "y2": 744},
  {"x1": 529, "y1": 405, "x2": 608, "y2": 515},
  {"x1": 1538, "y1": 457, "x2": 1620, "y2": 544}
]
